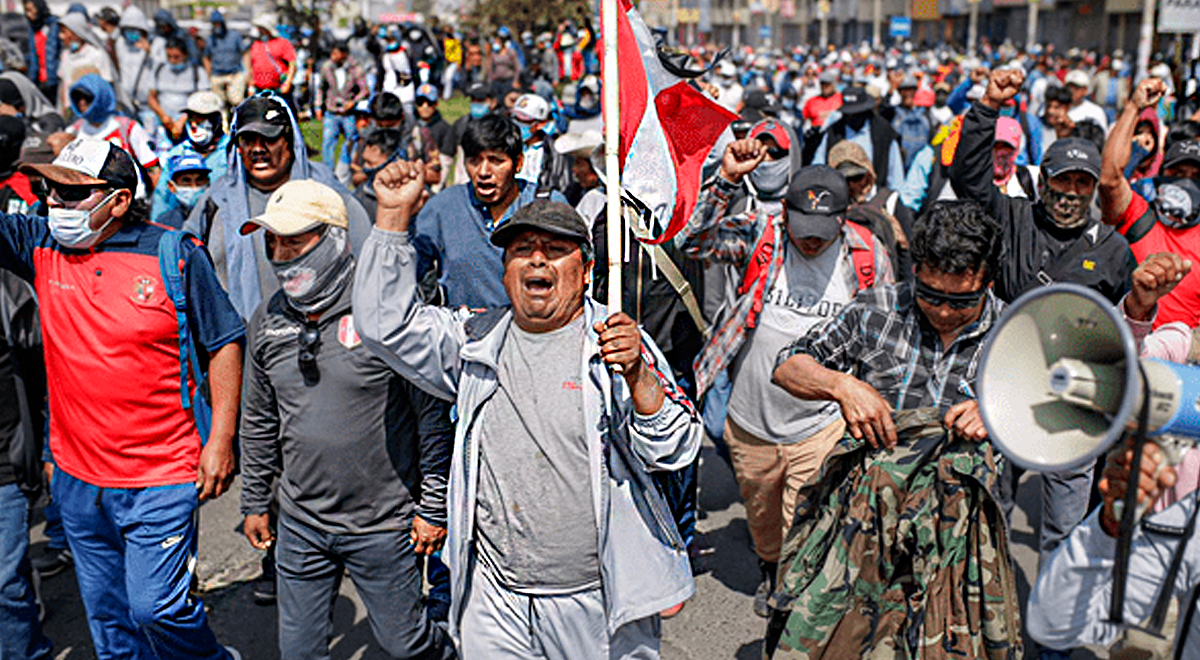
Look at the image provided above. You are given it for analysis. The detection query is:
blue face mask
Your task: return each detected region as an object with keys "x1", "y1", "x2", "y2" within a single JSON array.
[
  {"x1": 469, "y1": 102, "x2": 490, "y2": 118},
  {"x1": 123, "y1": 30, "x2": 141, "y2": 45},
  {"x1": 173, "y1": 185, "x2": 207, "y2": 211},
  {"x1": 170, "y1": 61, "x2": 187, "y2": 74},
  {"x1": 517, "y1": 122, "x2": 533, "y2": 142}
]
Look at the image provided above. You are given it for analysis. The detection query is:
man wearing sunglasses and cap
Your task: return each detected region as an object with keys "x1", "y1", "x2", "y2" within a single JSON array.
[
  {"x1": 354, "y1": 160, "x2": 701, "y2": 660},
  {"x1": 768, "y1": 200, "x2": 1020, "y2": 656},
  {"x1": 682, "y1": 118, "x2": 893, "y2": 618},
  {"x1": 237, "y1": 179, "x2": 455, "y2": 660},
  {"x1": 0, "y1": 137, "x2": 245, "y2": 659}
]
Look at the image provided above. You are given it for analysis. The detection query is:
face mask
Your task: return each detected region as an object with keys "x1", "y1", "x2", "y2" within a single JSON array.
[
  {"x1": 48, "y1": 191, "x2": 119, "y2": 249},
  {"x1": 173, "y1": 185, "x2": 206, "y2": 211},
  {"x1": 123, "y1": 30, "x2": 140, "y2": 45},
  {"x1": 492, "y1": 42, "x2": 501, "y2": 53},
  {"x1": 844, "y1": 113, "x2": 868, "y2": 132},
  {"x1": 993, "y1": 148, "x2": 1016, "y2": 184},
  {"x1": 748, "y1": 158, "x2": 790, "y2": 200},
  {"x1": 387, "y1": 41, "x2": 400, "y2": 52},
  {"x1": 259, "y1": 32, "x2": 270, "y2": 42},
  {"x1": 170, "y1": 61, "x2": 187, "y2": 74},
  {"x1": 469, "y1": 102, "x2": 490, "y2": 118},
  {"x1": 68, "y1": 41, "x2": 81, "y2": 53},
  {"x1": 579, "y1": 95, "x2": 597, "y2": 111},
  {"x1": 213, "y1": 24, "x2": 226, "y2": 37},
  {"x1": 187, "y1": 119, "x2": 215, "y2": 148},
  {"x1": 1154, "y1": 177, "x2": 1200, "y2": 229},
  {"x1": 935, "y1": 92, "x2": 948, "y2": 106},
  {"x1": 270, "y1": 226, "x2": 355, "y2": 314},
  {"x1": 517, "y1": 122, "x2": 534, "y2": 142},
  {"x1": 1039, "y1": 178, "x2": 1092, "y2": 229}
]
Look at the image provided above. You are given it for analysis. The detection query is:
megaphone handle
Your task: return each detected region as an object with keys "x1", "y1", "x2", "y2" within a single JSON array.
[{"x1": 1110, "y1": 370, "x2": 1155, "y2": 626}]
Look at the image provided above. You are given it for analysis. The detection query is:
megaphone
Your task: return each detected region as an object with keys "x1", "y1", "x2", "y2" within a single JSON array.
[{"x1": 978, "y1": 283, "x2": 1200, "y2": 472}]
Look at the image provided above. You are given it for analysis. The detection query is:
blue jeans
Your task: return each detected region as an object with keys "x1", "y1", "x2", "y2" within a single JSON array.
[
  {"x1": 53, "y1": 470, "x2": 231, "y2": 660},
  {"x1": 0, "y1": 482, "x2": 52, "y2": 660},
  {"x1": 275, "y1": 512, "x2": 454, "y2": 660},
  {"x1": 321, "y1": 113, "x2": 358, "y2": 166}
]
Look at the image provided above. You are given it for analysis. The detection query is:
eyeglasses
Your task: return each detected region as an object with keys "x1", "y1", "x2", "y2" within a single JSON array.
[
  {"x1": 415, "y1": 98, "x2": 435, "y2": 106},
  {"x1": 298, "y1": 322, "x2": 320, "y2": 373},
  {"x1": 914, "y1": 280, "x2": 988, "y2": 310},
  {"x1": 49, "y1": 184, "x2": 105, "y2": 205}
]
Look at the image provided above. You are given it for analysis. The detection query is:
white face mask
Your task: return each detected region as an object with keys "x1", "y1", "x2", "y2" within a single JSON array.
[
  {"x1": 47, "y1": 191, "x2": 118, "y2": 249},
  {"x1": 187, "y1": 120, "x2": 215, "y2": 148},
  {"x1": 173, "y1": 185, "x2": 207, "y2": 211}
]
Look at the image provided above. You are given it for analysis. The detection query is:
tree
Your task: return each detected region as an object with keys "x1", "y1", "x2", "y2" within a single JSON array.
[{"x1": 466, "y1": 0, "x2": 591, "y2": 36}]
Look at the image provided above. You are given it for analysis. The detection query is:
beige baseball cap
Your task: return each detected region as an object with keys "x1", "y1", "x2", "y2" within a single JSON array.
[{"x1": 240, "y1": 180, "x2": 347, "y2": 236}]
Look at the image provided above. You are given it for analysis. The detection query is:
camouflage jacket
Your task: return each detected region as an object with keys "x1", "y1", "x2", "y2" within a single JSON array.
[{"x1": 769, "y1": 407, "x2": 1023, "y2": 660}]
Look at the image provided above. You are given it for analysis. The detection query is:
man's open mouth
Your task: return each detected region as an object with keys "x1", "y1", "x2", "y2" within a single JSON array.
[{"x1": 524, "y1": 275, "x2": 553, "y2": 293}]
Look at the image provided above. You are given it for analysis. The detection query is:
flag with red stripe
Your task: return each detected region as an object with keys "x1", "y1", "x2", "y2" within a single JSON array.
[{"x1": 609, "y1": 0, "x2": 737, "y2": 245}]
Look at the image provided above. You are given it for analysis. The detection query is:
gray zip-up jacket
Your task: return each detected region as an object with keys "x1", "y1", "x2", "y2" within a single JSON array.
[
  {"x1": 240, "y1": 282, "x2": 454, "y2": 534},
  {"x1": 352, "y1": 226, "x2": 702, "y2": 641}
]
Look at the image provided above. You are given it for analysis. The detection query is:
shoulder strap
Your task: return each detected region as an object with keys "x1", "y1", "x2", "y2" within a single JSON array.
[
  {"x1": 885, "y1": 189, "x2": 899, "y2": 217},
  {"x1": 154, "y1": 61, "x2": 164, "y2": 86},
  {"x1": 738, "y1": 217, "x2": 775, "y2": 297},
  {"x1": 1016, "y1": 165, "x2": 1036, "y2": 199},
  {"x1": 157, "y1": 230, "x2": 205, "y2": 416},
  {"x1": 639, "y1": 241, "x2": 708, "y2": 338},
  {"x1": 846, "y1": 221, "x2": 877, "y2": 290}
]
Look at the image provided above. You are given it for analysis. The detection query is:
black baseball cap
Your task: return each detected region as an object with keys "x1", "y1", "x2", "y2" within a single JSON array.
[
  {"x1": 784, "y1": 165, "x2": 849, "y2": 241},
  {"x1": 1042, "y1": 137, "x2": 1101, "y2": 180},
  {"x1": 466, "y1": 81, "x2": 492, "y2": 101},
  {"x1": 838, "y1": 86, "x2": 874, "y2": 116},
  {"x1": 234, "y1": 96, "x2": 292, "y2": 140},
  {"x1": 1163, "y1": 140, "x2": 1200, "y2": 172},
  {"x1": 0, "y1": 79, "x2": 21, "y2": 108},
  {"x1": 490, "y1": 200, "x2": 592, "y2": 251}
]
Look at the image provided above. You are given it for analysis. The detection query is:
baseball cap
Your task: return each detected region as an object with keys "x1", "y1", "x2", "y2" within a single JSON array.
[
  {"x1": 1064, "y1": 70, "x2": 1090, "y2": 88},
  {"x1": 838, "y1": 86, "x2": 874, "y2": 116},
  {"x1": 240, "y1": 180, "x2": 348, "y2": 236},
  {"x1": 899, "y1": 74, "x2": 919, "y2": 89},
  {"x1": 235, "y1": 95, "x2": 291, "y2": 139},
  {"x1": 167, "y1": 152, "x2": 210, "y2": 179},
  {"x1": 827, "y1": 140, "x2": 873, "y2": 178},
  {"x1": 415, "y1": 83, "x2": 438, "y2": 102},
  {"x1": 1163, "y1": 140, "x2": 1200, "y2": 171},
  {"x1": 1041, "y1": 137, "x2": 1101, "y2": 180},
  {"x1": 819, "y1": 69, "x2": 838, "y2": 84},
  {"x1": 0, "y1": 117, "x2": 24, "y2": 164},
  {"x1": 186, "y1": 91, "x2": 223, "y2": 116},
  {"x1": 22, "y1": 138, "x2": 138, "y2": 190},
  {"x1": 784, "y1": 165, "x2": 849, "y2": 241},
  {"x1": 466, "y1": 81, "x2": 492, "y2": 100},
  {"x1": 748, "y1": 119, "x2": 791, "y2": 152},
  {"x1": 554, "y1": 130, "x2": 603, "y2": 157},
  {"x1": 995, "y1": 116, "x2": 1022, "y2": 148},
  {"x1": 511, "y1": 93, "x2": 550, "y2": 123},
  {"x1": 490, "y1": 200, "x2": 592, "y2": 251}
]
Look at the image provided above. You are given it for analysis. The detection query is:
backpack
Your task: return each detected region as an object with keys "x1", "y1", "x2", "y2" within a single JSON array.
[
  {"x1": 157, "y1": 229, "x2": 212, "y2": 444},
  {"x1": 738, "y1": 218, "x2": 877, "y2": 298}
]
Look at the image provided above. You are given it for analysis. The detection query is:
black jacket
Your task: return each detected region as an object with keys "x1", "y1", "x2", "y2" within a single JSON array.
[
  {"x1": 949, "y1": 102, "x2": 1134, "y2": 305},
  {"x1": 0, "y1": 269, "x2": 44, "y2": 496}
]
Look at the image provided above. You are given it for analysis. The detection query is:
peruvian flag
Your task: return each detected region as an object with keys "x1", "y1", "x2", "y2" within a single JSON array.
[{"x1": 609, "y1": 0, "x2": 737, "y2": 244}]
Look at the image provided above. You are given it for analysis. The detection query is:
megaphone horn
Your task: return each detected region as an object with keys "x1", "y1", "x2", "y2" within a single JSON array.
[{"x1": 977, "y1": 283, "x2": 1200, "y2": 472}]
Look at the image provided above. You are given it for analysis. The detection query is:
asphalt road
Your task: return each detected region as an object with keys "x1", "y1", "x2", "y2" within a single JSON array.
[{"x1": 31, "y1": 440, "x2": 1112, "y2": 659}]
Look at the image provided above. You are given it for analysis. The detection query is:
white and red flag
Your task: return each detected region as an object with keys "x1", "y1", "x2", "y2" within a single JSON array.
[{"x1": 608, "y1": 0, "x2": 737, "y2": 244}]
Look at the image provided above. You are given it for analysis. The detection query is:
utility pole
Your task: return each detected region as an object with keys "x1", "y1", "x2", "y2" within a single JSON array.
[
  {"x1": 818, "y1": 0, "x2": 829, "y2": 50},
  {"x1": 1026, "y1": 0, "x2": 1038, "y2": 49},
  {"x1": 873, "y1": 0, "x2": 883, "y2": 49},
  {"x1": 968, "y1": 0, "x2": 980, "y2": 56},
  {"x1": 1135, "y1": 0, "x2": 1157, "y2": 81}
]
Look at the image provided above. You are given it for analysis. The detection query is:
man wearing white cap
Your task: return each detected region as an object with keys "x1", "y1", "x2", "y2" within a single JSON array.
[
  {"x1": 1064, "y1": 69, "x2": 1109, "y2": 132},
  {"x1": 511, "y1": 92, "x2": 571, "y2": 192},
  {"x1": 238, "y1": 179, "x2": 456, "y2": 660},
  {"x1": 0, "y1": 137, "x2": 244, "y2": 659},
  {"x1": 152, "y1": 91, "x2": 231, "y2": 226}
]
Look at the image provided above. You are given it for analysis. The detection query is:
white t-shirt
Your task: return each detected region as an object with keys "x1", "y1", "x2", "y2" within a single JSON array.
[
  {"x1": 152, "y1": 62, "x2": 210, "y2": 121},
  {"x1": 59, "y1": 43, "x2": 116, "y2": 114},
  {"x1": 727, "y1": 236, "x2": 849, "y2": 443}
]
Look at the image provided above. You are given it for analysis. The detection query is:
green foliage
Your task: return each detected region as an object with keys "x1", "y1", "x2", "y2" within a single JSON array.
[{"x1": 465, "y1": 0, "x2": 592, "y2": 36}]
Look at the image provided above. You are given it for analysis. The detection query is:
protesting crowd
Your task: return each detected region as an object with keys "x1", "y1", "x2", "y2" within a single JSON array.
[{"x1": 2, "y1": 2, "x2": 1200, "y2": 660}]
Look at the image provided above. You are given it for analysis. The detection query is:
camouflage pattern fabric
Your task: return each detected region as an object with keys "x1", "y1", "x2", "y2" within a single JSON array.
[{"x1": 769, "y1": 407, "x2": 1022, "y2": 660}]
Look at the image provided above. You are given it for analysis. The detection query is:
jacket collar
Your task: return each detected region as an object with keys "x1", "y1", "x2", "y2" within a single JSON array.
[{"x1": 459, "y1": 297, "x2": 604, "y2": 371}]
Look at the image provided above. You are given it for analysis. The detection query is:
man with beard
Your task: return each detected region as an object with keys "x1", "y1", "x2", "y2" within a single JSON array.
[
  {"x1": 682, "y1": 119, "x2": 893, "y2": 619},
  {"x1": 812, "y1": 86, "x2": 905, "y2": 191},
  {"x1": 411, "y1": 113, "x2": 566, "y2": 310},
  {"x1": 949, "y1": 68, "x2": 1135, "y2": 660},
  {"x1": 1102, "y1": 76, "x2": 1200, "y2": 329}
]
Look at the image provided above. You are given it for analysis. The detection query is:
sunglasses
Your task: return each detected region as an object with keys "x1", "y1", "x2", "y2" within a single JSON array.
[
  {"x1": 415, "y1": 97, "x2": 436, "y2": 106},
  {"x1": 914, "y1": 280, "x2": 987, "y2": 310},
  {"x1": 298, "y1": 322, "x2": 320, "y2": 373},
  {"x1": 49, "y1": 184, "x2": 105, "y2": 205}
]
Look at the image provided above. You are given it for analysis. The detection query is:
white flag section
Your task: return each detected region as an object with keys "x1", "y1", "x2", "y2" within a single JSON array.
[
  {"x1": 1159, "y1": 0, "x2": 1200, "y2": 32},
  {"x1": 611, "y1": 0, "x2": 737, "y2": 245}
]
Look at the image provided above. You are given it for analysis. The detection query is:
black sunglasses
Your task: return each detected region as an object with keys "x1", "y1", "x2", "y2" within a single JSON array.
[
  {"x1": 298, "y1": 322, "x2": 321, "y2": 371},
  {"x1": 50, "y1": 184, "x2": 104, "y2": 204},
  {"x1": 415, "y1": 97, "x2": 436, "y2": 106},
  {"x1": 914, "y1": 280, "x2": 988, "y2": 310}
]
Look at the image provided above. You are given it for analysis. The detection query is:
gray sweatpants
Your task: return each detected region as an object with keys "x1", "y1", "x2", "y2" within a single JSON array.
[{"x1": 459, "y1": 559, "x2": 660, "y2": 660}]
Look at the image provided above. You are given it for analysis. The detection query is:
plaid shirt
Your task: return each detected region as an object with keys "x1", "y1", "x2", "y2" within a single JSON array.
[
  {"x1": 681, "y1": 176, "x2": 894, "y2": 397},
  {"x1": 777, "y1": 282, "x2": 1004, "y2": 411},
  {"x1": 316, "y1": 57, "x2": 368, "y2": 114}
]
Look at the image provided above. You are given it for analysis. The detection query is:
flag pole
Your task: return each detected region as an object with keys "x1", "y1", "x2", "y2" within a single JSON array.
[{"x1": 602, "y1": 0, "x2": 622, "y2": 318}]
